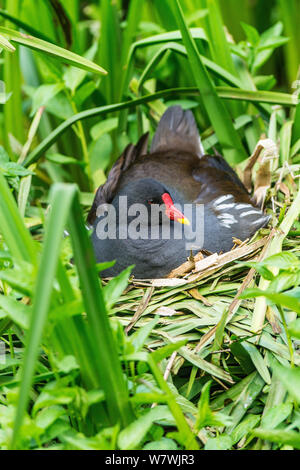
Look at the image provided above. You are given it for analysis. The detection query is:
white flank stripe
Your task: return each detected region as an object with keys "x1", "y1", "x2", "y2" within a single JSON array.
[
  {"x1": 234, "y1": 203, "x2": 252, "y2": 210},
  {"x1": 213, "y1": 194, "x2": 233, "y2": 208},
  {"x1": 220, "y1": 222, "x2": 231, "y2": 228},
  {"x1": 216, "y1": 203, "x2": 235, "y2": 210},
  {"x1": 218, "y1": 213, "x2": 238, "y2": 224},
  {"x1": 251, "y1": 216, "x2": 268, "y2": 225},
  {"x1": 240, "y1": 210, "x2": 261, "y2": 218}
]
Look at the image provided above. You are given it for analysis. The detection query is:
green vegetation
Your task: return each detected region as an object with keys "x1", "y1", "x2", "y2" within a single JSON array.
[{"x1": 0, "y1": 0, "x2": 299, "y2": 450}]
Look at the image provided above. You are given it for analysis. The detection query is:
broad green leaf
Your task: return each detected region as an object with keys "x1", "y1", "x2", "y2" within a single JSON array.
[
  {"x1": 118, "y1": 406, "x2": 173, "y2": 450},
  {"x1": 257, "y1": 37, "x2": 289, "y2": 53},
  {"x1": 35, "y1": 406, "x2": 65, "y2": 430},
  {"x1": 143, "y1": 438, "x2": 178, "y2": 450},
  {"x1": 240, "y1": 289, "x2": 300, "y2": 313},
  {"x1": 252, "y1": 429, "x2": 300, "y2": 449},
  {"x1": 63, "y1": 42, "x2": 98, "y2": 94},
  {"x1": 254, "y1": 74, "x2": 276, "y2": 91},
  {"x1": 90, "y1": 117, "x2": 119, "y2": 141},
  {"x1": 273, "y1": 362, "x2": 300, "y2": 403},
  {"x1": 261, "y1": 403, "x2": 293, "y2": 429},
  {"x1": 260, "y1": 252, "x2": 299, "y2": 270},
  {"x1": 252, "y1": 21, "x2": 287, "y2": 73},
  {"x1": 0, "y1": 295, "x2": 31, "y2": 329},
  {"x1": 204, "y1": 435, "x2": 233, "y2": 450}
]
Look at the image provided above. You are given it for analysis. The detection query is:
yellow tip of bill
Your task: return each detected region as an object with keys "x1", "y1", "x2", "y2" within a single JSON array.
[{"x1": 177, "y1": 217, "x2": 190, "y2": 226}]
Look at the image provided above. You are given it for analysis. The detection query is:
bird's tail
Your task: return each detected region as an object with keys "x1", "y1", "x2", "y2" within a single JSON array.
[{"x1": 150, "y1": 105, "x2": 204, "y2": 158}]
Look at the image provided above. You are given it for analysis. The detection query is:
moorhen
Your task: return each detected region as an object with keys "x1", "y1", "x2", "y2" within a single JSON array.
[{"x1": 88, "y1": 106, "x2": 270, "y2": 278}]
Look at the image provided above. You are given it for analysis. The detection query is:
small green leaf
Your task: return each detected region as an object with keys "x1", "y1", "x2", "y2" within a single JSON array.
[
  {"x1": 204, "y1": 435, "x2": 233, "y2": 450},
  {"x1": 143, "y1": 438, "x2": 178, "y2": 450},
  {"x1": 131, "y1": 317, "x2": 160, "y2": 353},
  {"x1": 0, "y1": 162, "x2": 34, "y2": 177},
  {"x1": 63, "y1": 42, "x2": 98, "y2": 94},
  {"x1": 31, "y1": 83, "x2": 64, "y2": 116},
  {"x1": 196, "y1": 381, "x2": 232, "y2": 430},
  {"x1": 46, "y1": 153, "x2": 83, "y2": 166},
  {"x1": 118, "y1": 406, "x2": 173, "y2": 450},
  {"x1": 103, "y1": 266, "x2": 133, "y2": 310},
  {"x1": 0, "y1": 295, "x2": 31, "y2": 329},
  {"x1": 55, "y1": 355, "x2": 79, "y2": 374},
  {"x1": 241, "y1": 22, "x2": 260, "y2": 45},
  {"x1": 151, "y1": 340, "x2": 187, "y2": 363},
  {"x1": 90, "y1": 118, "x2": 119, "y2": 141},
  {"x1": 288, "y1": 319, "x2": 300, "y2": 339},
  {"x1": 35, "y1": 406, "x2": 65, "y2": 430}
]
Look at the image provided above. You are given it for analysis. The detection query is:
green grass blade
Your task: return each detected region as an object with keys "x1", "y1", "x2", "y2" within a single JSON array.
[
  {"x1": 205, "y1": 0, "x2": 238, "y2": 76},
  {"x1": 148, "y1": 355, "x2": 199, "y2": 450},
  {"x1": 0, "y1": 26, "x2": 107, "y2": 75},
  {"x1": 216, "y1": 87, "x2": 297, "y2": 106},
  {"x1": 11, "y1": 184, "x2": 77, "y2": 449},
  {"x1": 67, "y1": 191, "x2": 133, "y2": 427},
  {"x1": 280, "y1": 120, "x2": 293, "y2": 164},
  {"x1": 251, "y1": 182, "x2": 300, "y2": 332},
  {"x1": 24, "y1": 86, "x2": 296, "y2": 168},
  {"x1": 118, "y1": 27, "x2": 208, "y2": 108},
  {"x1": 171, "y1": 0, "x2": 247, "y2": 163},
  {"x1": 0, "y1": 8, "x2": 54, "y2": 43},
  {"x1": 0, "y1": 172, "x2": 37, "y2": 263},
  {"x1": 278, "y1": 0, "x2": 300, "y2": 86},
  {"x1": 120, "y1": 0, "x2": 142, "y2": 70},
  {"x1": 137, "y1": 42, "x2": 243, "y2": 91},
  {"x1": 97, "y1": 0, "x2": 120, "y2": 102},
  {"x1": 3, "y1": 0, "x2": 24, "y2": 155}
]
